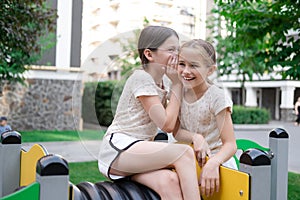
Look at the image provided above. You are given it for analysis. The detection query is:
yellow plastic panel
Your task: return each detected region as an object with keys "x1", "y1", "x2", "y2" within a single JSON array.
[
  {"x1": 20, "y1": 144, "x2": 47, "y2": 186},
  {"x1": 197, "y1": 161, "x2": 250, "y2": 200}
]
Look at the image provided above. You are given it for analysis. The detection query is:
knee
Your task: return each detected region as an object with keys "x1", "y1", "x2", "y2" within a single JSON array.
[{"x1": 180, "y1": 145, "x2": 195, "y2": 163}]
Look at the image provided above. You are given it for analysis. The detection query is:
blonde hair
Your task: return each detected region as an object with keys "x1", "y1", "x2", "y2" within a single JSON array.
[{"x1": 180, "y1": 39, "x2": 216, "y2": 68}]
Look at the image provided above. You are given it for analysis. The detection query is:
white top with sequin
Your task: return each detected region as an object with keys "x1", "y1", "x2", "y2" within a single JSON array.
[
  {"x1": 104, "y1": 69, "x2": 167, "y2": 140},
  {"x1": 179, "y1": 85, "x2": 233, "y2": 154}
]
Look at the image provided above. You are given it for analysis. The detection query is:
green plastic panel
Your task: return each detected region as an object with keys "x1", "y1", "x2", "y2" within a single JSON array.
[
  {"x1": 235, "y1": 139, "x2": 270, "y2": 169},
  {"x1": 236, "y1": 139, "x2": 270, "y2": 152},
  {"x1": 0, "y1": 182, "x2": 39, "y2": 200}
]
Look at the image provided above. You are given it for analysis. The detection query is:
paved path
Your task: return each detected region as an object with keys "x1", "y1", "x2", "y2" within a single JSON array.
[
  {"x1": 22, "y1": 123, "x2": 105, "y2": 162},
  {"x1": 22, "y1": 140, "x2": 102, "y2": 163},
  {"x1": 22, "y1": 121, "x2": 300, "y2": 173}
]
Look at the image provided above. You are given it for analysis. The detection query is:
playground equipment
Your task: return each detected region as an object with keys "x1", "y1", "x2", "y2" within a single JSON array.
[{"x1": 0, "y1": 128, "x2": 289, "y2": 200}]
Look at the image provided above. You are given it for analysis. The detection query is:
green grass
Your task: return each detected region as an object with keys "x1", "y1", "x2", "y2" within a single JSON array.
[
  {"x1": 69, "y1": 161, "x2": 108, "y2": 184},
  {"x1": 288, "y1": 172, "x2": 300, "y2": 200},
  {"x1": 19, "y1": 130, "x2": 105, "y2": 142},
  {"x1": 69, "y1": 161, "x2": 300, "y2": 199}
]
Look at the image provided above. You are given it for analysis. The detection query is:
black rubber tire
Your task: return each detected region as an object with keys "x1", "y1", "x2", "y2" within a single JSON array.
[
  {"x1": 95, "y1": 181, "x2": 129, "y2": 200},
  {"x1": 75, "y1": 180, "x2": 161, "y2": 200},
  {"x1": 72, "y1": 184, "x2": 88, "y2": 200},
  {"x1": 76, "y1": 181, "x2": 105, "y2": 200},
  {"x1": 114, "y1": 179, "x2": 149, "y2": 200}
]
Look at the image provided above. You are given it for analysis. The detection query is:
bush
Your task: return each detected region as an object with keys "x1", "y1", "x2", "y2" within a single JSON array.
[
  {"x1": 232, "y1": 106, "x2": 270, "y2": 124},
  {"x1": 82, "y1": 82, "x2": 98, "y2": 124},
  {"x1": 82, "y1": 80, "x2": 125, "y2": 127}
]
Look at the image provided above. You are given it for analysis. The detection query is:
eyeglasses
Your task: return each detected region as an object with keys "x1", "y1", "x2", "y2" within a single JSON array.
[{"x1": 157, "y1": 47, "x2": 179, "y2": 54}]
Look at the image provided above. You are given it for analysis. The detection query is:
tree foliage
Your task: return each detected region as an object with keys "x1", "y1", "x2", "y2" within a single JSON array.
[
  {"x1": 0, "y1": 0, "x2": 57, "y2": 84},
  {"x1": 208, "y1": 0, "x2": 300, "y2": 81},
  {"x1": 114, "y1": 29, "x2": 142, "y2": 77},
  {"x1": 111, "y1": 18, "x2": 151, "y2": 78}
]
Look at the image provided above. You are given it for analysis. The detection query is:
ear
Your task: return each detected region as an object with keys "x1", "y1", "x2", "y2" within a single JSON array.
[
  {"x1": 207, "y1": 65, "x2": 216, "y2": 76},
  {"x1": 143, "y1": 49, "x2": 154, "y2": 62}
]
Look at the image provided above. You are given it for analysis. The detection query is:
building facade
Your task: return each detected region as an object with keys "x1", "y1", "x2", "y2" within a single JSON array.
[
  {"x1": 220, "y1": 73, "x2": 300, "y2": 121},
  {"x1": 81, "y1": 0, "x2": 212, "y2": 81},
  {"x1": 81, "y1": 0, "x2": 299, "y2": 122}
]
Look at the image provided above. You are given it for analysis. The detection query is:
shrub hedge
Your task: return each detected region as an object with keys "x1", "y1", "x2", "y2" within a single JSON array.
[
  {"x1": 82, "y1": 80, "x2": 125, "y2": 126},
  {"x1": 232, "y1": 105, "x2": 270, "y2": 124},
  {"x1": 82, "y1": 82, "x2": 98, "y2": 124}
]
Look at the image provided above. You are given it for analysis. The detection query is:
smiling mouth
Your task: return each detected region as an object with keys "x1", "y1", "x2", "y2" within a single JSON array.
[{"x1": 182, "y1": 76, "x2": 195, "y2": 81}]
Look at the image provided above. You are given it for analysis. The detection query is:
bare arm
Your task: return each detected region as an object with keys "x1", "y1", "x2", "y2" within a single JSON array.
[
  {"x1": 174, "y1": 123, "x2": 211, "y2": 167},
  {"x1": 174, "y1": 108, "x2": 236, "y2": 164},
  {"x1": 173, "y1": 126, "x2": 194, "y2": 143},
  {"x1": 295, "y1": 102, "x2": 299, "y2": 115},
  {"x1": 209, "y1": 108, "x2": 237, "y2": 164},
  {"x1": 138, "y1": 83, "x2": 182, "y2": 133},
  {"x1": 200, "y1": 108, "x2": 237, "y2": 197}
]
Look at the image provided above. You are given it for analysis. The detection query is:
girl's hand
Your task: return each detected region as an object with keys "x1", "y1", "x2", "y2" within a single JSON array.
[
  {"x1": 165, "y1": 55, "x2": 180, "y2": 84},
  {"x1": 192, "y1": 134, "x2": 211, "y2": 167},
  {"x1": 200, "y1": 159, "x2": 220, "y2": 197}
]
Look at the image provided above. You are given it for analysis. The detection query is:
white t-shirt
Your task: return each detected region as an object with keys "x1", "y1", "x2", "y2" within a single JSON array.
[
  {"x1": 104, "y1": 69, "x2": 167, "y2": 140},
  {"x1": 179, "y1": 85, "x2": 233, "y2": 154}
]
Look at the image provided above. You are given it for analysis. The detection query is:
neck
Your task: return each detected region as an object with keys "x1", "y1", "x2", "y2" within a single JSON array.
[
  {"x1": 185, "y1": 82, "x2": 210, "y2": 100},
  {"x1": 145, "y1": 63, "x2": 164, "y2": 86}
]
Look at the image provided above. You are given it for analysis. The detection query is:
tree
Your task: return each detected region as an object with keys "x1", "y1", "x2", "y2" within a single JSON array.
[
  {"x1": 0, "y1": 0, "x2": 57, "y2": 84},
  {"x1": 208, "y1": 0, "x2": 300, "y2": 81},
  {"x1": 112, "y1": 29, "x2": 142, "y2": 78},
  {"x1": 111, "y1": 17, "x2": 151, "y2": 78}
]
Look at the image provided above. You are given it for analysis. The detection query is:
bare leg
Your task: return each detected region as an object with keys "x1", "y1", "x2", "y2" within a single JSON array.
[
  {"x1": 111, "y1": 141, "x2": 201, "y2": 200},
  {"x1": 132, "y1": 169, "x2": 183, "y2": 200}
]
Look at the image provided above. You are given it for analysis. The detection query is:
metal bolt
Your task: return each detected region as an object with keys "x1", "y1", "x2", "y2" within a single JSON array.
[{"x1": 239, "y1": 190, "x2": 244, "y2": 196}]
